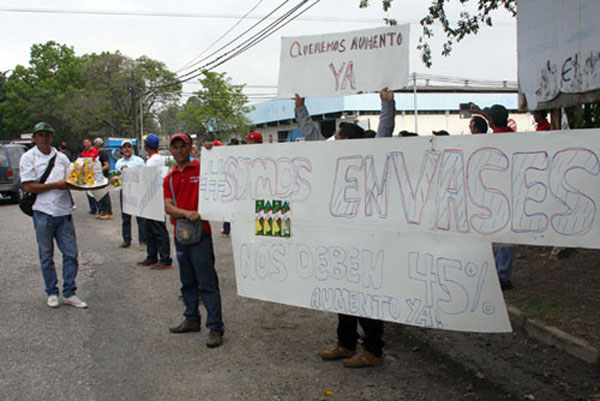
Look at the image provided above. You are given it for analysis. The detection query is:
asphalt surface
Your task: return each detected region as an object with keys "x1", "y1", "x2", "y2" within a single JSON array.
[{"x1": 0, "y1": 190, "x2": 597, "y2": 401}]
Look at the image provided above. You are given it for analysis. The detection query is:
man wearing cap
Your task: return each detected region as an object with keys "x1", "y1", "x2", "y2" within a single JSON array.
[
  {"x1": 19, "y1": 122, "x2": 87, "y2": 309},
  {"x1": 113, "y1": 139, "x2": 145, "y2": 248},
  {"x1": 244, "y1": 131, "x2": 263, "y2": 144},
  {"x1": 163, "y1": 132, "x2": 225, "y2": 348},
  {"x1": 137, "y1": 134, "x2": 172, "y2": 269}
]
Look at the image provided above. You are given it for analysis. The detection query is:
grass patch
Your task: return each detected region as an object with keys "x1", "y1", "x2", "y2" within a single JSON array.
[{"x1": 506, "y1": 293, "x2": 568, "y2": 324}]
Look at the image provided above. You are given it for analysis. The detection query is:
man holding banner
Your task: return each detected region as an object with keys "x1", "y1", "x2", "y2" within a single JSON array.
[
  {"x1": 113, "y1": 139, "x2": 146, "y2": 248},
  {"x1": 164, "y1": 133, "x2": 225, "y2": 348},
  {"x1": 137, "y1": 134, "x2": 172, "y2": 270},
  {"x1": 294, "y1": 88, "x2": 395, "y2": 368}
]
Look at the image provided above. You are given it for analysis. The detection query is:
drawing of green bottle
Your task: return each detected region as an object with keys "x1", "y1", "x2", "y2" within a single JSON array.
[
  {"x1": 281, "y1": 201, "x2": 291, "y2": 238},
  {"x1": 255, "y1": 200, "x2": 264, "y2": 236}
]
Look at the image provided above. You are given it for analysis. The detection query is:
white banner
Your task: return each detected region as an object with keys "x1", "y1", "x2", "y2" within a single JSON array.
[
  {"x1": 277, "y1": 25, "x2": 410, "y2": 98},
  {"x1": 200, "y1": 130, "x2": 600, "y2": 249},
  {"x1": 231, "y1": 218, "x2": 510, "y2": 332},
  {"x1": 518, "y1": 0, "x2": 600, "y2": 109},
  {"x1": 122, "y1": 166, "x2": 168, "y2": 222}
]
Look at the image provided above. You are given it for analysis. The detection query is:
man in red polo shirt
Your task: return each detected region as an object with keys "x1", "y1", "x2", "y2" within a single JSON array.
[
  {"x1": 163, "y1": 132, "x2": 224, "y2": 348},
  {"x1": 81, "y1": 138, "x2": 99, "y2": 214}
]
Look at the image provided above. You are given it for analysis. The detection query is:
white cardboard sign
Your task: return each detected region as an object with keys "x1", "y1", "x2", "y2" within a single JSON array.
[
  {"x1": 200, "y1": 130, "x2": 600, "y2": 249},
  {"x1": 277, "y1": 25, "x2": 410, "y2": 98},
  {"x1": 518, "y1": 0, "x2": 600, "y2": 109},
  {"x1": 121, "y1": 166, "x2": 168, "y2": 222},
  {"x1": 231, "y1": 218, "x2": 510, "y2": 333}
]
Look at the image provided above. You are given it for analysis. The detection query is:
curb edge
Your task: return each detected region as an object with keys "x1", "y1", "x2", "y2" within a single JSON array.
[{"x1": 507, "y1": 304, "x2": 599, "y2": 365}]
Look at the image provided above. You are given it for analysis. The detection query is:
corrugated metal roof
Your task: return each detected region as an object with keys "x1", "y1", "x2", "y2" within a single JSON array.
[{"x1": 247, "y1": 92, "x2": 520, "y2": 125}]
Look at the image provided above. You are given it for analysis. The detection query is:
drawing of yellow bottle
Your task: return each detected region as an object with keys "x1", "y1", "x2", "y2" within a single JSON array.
[
  {"x1": 263, "y1": 201, "x2": 272, "y2": 236},
  {"x1": 272, "y1": 200, "x2": 282, "y2": 237}
]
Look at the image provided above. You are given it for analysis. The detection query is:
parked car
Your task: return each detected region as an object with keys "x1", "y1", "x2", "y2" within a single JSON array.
[{"x1": 0, "y1": 144, "x2": 26, "y2": 203}]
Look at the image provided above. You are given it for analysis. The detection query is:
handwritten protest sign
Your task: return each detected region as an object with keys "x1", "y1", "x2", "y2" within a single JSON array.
[
  {"x1": 277, "y1": 25, "x2": 410, "y2": 98},
  {"x1": 231, "y1": 217, "x2": 510, "y2": 333},
  {"x1": 122, "y1": 166, "x2": 168, "y2": 221},
  {"x1": 200, "y1": 130, "x2": 600, "y2": 248},
  {"x1": 518, "y1": 0, "x2": 600, "y2": 110}
]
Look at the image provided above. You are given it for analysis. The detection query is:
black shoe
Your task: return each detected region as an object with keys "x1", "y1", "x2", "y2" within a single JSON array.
[
  {"x1": 169, "y1": 319, "x2": 200, "y2": 333},
  {"x1": 500, "y1": 280, "x2": 514, "y2": 291},
  {"x1": 151, "y1": 261, "x2": 172, "y2": 270},
  {"x1": 136, "y1": 259, "x2": 156, "y2": 267},
  {"x1": 118, "y1": 242, "x2": 131, "y2": 248}
]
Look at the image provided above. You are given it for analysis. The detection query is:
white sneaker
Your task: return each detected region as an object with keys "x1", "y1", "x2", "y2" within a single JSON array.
[
  {"x1": 63, "y1": 295, "x2": 88, "y2": 309},
  {"x1": 47, "y1": 295, "x2": 60, "y2": 308}
]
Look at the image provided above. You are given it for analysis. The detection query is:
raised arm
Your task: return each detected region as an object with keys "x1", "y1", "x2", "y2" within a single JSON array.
[
  {"x1": 294, "y1": 93, "x2": 325, "y2": 142},
  {"x1": 376, "y1": 87, "x2": 396, "y2": 138}
]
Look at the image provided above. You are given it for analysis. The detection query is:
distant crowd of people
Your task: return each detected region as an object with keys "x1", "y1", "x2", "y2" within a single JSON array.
[{"x1": 19, "y1": 91, "x2": 552, "y2": 360}]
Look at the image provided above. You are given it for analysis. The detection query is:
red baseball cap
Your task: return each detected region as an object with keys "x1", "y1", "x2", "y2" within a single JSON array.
[
  {"x1": 170, "y1": 132, "x2": 191, "y2": 145},
  {"x1": 244, "y1": 131, "x2": 263, "y2": 143}
]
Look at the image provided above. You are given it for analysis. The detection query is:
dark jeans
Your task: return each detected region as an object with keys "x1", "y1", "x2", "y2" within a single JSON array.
[
  {"x1": 119, "y1": 191, "x2": 146, "y2": 245},
  {"x1": 87, "y1": 194, "x2": 98, "y2": 214},
  {"x1": 175, "y1": 235, "x2": 224, "y2": 333},
  {"x1": 337, "y1": 314, "x2": 384, "y2": 357},
  {"x1": 222, "y1": 222, "x2": 230, "y2": 235},
  {"x1": 145, "y1": 219, "x2": 171, "y2": 264},
  {"x1": 33, "y1": 211, "x2": 79, "y2": 297},
  {"x1": 98, "y1": 193, "x2": 112, "y2": 215}
]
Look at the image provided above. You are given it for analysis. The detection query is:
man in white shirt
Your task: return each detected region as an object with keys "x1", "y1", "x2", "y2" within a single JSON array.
[
  {"x1": 113, "y1": 139, "x2": 146, "y2": 248},
  {"x1": 136, "y1": 134, "x2": 172, "y2": 269},
  {"x1": 19, "y1": 122, "x2": 87, "y2": 309}
]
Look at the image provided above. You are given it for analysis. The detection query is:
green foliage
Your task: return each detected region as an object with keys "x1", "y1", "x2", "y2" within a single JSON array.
[
  {"x1": 0, "y1": 41, "x2": 181, "y2": 147},
  {"x1": 360, "y1": 0, "x2": 517, "y2": 67},
  {"x1": 178, "y1": 71, "x2": 253, "y2": 139},
  {"x1": 565, "y1": 103, "x2": 600, "y2": 129}
]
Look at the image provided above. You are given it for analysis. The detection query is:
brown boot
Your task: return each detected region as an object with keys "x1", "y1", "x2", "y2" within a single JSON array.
[
  {"x1": 169, "y1": 319, "x2": 200, "y2": 333},
  {"x1": 342, "y1": 350, "x2": 382, "y2": 368},
  {"x1": 319, "y1": 346, "x2": 356, "y2": 360},
  {"x1": 206, "y1": 330, "x2": 223, "y2": 348}
]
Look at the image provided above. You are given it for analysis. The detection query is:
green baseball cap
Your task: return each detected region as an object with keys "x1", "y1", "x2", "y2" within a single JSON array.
[{"x1": 33, "y1": 122, "x2": 55, "y2": 135}]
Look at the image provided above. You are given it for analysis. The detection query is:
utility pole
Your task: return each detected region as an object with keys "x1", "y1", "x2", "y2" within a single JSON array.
[{"x1": 131, "y1": 69, "x2": 138, "y2": 154}]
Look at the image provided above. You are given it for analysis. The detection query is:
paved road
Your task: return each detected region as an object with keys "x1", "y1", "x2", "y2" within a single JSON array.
[{"x1": 1, "y1": 190, "x2": 593, "y2": 401}]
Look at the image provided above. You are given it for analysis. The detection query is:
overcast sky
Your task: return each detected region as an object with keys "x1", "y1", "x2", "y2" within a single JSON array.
[{"x1": 0, "y1": 0, "x2": 517, "y2": 101}]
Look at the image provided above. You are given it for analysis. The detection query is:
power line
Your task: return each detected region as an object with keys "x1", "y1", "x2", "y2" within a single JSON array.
[
  {"x1": 0, "y1": 6, "x2": 516, "y2": 26},
  {"x1": 176, "y1": 0, "x2": 295, "y2": 80},
  {"x1": 179, "y1": 1, "x2": 321, "y2": 84},
  {"x1": 175, "y1": 0, "x2": 265, "y2": 74}
]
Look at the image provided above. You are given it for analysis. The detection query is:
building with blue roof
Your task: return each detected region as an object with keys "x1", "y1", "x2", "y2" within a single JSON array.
[{"x1": 244, "y1": 89, "x2": 532, "y2": 142}]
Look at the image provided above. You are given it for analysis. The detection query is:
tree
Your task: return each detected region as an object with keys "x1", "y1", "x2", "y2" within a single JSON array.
[
  {"x1": 157, "y1": 104, "x2": 185, "y2": 136},
  {"x1": 178, "y1": 71, "x2": 252, "y2": 139},
  {"x1": 65, "y1": 52, "x2": 181, "y2": 138},
  {"x1": 359, "y1": 0, "x2": 516, "y2": 67},
  {"x1": 0, "y1": 41, "x2": 85, "y2": 141}
]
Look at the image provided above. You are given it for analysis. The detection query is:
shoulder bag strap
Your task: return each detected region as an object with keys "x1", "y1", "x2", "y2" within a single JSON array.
[
  {"x1": 39, "y1": 154, "x2": 57, "y2": 184},
  {"x1": 169, "y1": 175, "x2": 177, "y2": 207}
]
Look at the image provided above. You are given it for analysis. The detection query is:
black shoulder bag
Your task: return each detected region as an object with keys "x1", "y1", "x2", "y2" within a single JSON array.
[{"x1": 19, "y1": 154, "x2": 57, "y2": 217}]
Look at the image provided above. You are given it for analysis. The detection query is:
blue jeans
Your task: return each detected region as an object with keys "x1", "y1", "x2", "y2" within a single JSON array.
[
  {"x1": 175, "y1": 235, "x2": 224, "y2": 333},
  {"x1": 493, "y1": 245, "x2": 514, "y2": 282},
  {"x1": 120, "y1": 191, "x2": 146, "y2": 245},
  {"x1": 145, "y1": 219, "x2": 171, "y2": 264},
  {"x1": 33, "y1": 211, "x2": 79, "y2": 297}
]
